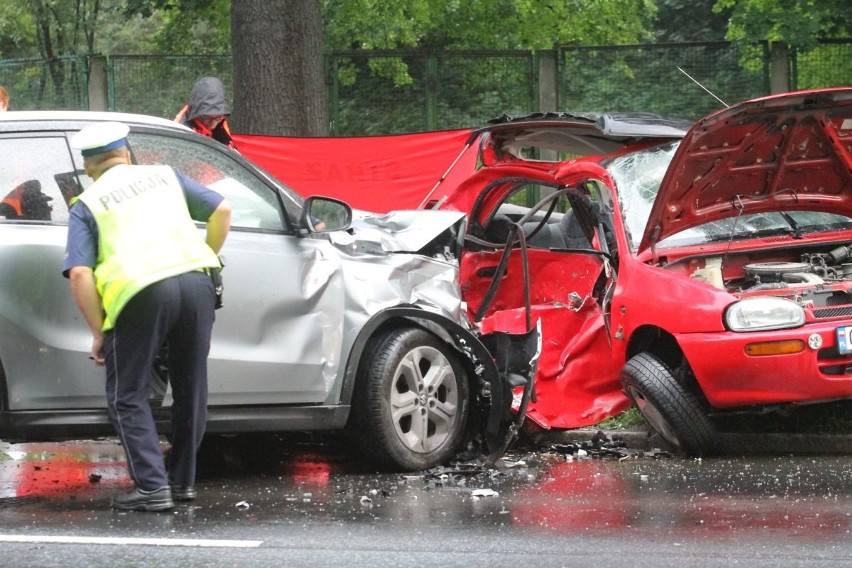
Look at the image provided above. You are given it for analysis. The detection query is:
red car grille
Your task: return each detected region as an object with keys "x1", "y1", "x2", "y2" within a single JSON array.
[{"x1": 813, "y1": 306, "x2": 852, "y2": 319}]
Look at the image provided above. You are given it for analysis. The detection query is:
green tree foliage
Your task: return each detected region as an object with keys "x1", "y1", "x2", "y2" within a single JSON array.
[
  {"x1": 123, "y1": 0, "x2": 230, "y2": 53},
  {"x1": 0, "y1": 1, "x2": 168, "y2": 58},
  {"x1": 0, "y1": 4, "x2": 37, "y2": 58},
  {"x1": 713, "y1": 0, "x2": 852, "y2": 92},
  {"x1": 96, "y1": 10, "x2": 170, "y2": 54},
  {"x1": 714, "y1": 0, "x2": 852, "y2": 50},
  {"x1": 653, "y1": 0, "x2": 731, "y2": 42},
  {"x1": 19, "y1": 0, "x2": 100, "y2": 58},
  {"x1": 324, "y1": 0, "x2": 657, "y2": 51}
]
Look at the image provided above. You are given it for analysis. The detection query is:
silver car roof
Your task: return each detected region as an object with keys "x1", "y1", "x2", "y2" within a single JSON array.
[{"x1": 0, "y1": 110, "x2": 190, "y2": 132}]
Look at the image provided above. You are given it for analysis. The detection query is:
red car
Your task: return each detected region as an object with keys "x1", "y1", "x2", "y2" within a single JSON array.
[{"x1": 240, "y1": 88, "x2": 852, "y2": 456}]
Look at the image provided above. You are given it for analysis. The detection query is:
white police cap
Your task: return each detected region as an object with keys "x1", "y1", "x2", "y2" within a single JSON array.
[{"x1": 71, "y1": 122, "x2": 130, "y2": 157}]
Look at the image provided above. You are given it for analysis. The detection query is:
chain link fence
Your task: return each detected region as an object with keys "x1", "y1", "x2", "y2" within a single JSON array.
[
  {"x1": 108, "y1": 55, "x2": 233, "y2": 119},
  {"x1": 0, "y1": 56, "x2": 88, "y2": 111},
  {"x1": 792, "y1": 40, "x2": 852, "y2": 91},
  {"x1": 559, "y1": 42, "x2": 770, "y2": 120},
  {"x1": 1, "y1": 40, "x2": 848, "y2": 133},
  {"x1": 329, "y1": 50, "x2": 535, "y2": 134}
]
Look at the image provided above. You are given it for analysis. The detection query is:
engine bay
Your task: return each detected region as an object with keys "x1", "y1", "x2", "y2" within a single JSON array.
[{"x1": 672, "y1": 243, "x2": 852, "y2": 309}]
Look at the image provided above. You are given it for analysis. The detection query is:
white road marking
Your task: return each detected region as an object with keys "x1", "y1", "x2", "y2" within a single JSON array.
[{"x1": 0, "y1": 534, "x2": 263, "y2": 548}]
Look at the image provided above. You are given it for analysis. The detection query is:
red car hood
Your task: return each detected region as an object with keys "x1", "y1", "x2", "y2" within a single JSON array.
[{"x1": 640, "y1": 87, "x2": 852, "y2": 252}]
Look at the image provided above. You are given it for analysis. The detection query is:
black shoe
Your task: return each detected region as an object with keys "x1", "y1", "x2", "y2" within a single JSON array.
[
  {"x1": 112, "y1": 485, "x2": 174, "y2": 512},
  {"x1": 170, "y1": 485, "x2": 196, "y2": 502}
]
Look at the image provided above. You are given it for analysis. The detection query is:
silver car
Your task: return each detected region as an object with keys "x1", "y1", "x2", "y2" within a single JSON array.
[{"x1": 0, "y1": 111, "x2": 538, "y2": 471}]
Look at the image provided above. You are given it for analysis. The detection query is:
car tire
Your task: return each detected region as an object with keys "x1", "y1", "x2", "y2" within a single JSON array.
[
  {"x1": 621, "y1": 352, "x2": 717, "y2": 457},
  {"x1": 353, "y1": 327, "x2": 470, "y2": 471}
]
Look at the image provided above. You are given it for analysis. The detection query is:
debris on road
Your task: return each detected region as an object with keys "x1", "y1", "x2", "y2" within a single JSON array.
[{"x1": 540, "y1": 430, "x2": 672, "y2": 461}]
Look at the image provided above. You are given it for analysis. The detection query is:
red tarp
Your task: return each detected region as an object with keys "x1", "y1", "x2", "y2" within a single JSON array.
[{"x1": 233, "y1": 129, "x2": 476, "y2": 213}]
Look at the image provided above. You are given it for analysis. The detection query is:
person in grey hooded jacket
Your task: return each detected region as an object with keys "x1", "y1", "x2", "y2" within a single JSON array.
[{"x1": 175, "y1": 77, "x2": 238, "y2": 151}]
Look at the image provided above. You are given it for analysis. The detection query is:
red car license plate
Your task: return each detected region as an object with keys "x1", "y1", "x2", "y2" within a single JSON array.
[{"x1": 837, "y1": 326, "x2": 852, "y2": 355}]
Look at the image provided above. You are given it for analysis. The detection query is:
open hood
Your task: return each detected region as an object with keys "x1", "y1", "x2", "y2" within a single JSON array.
[
  {"x1": 640, "y1": 87, "x2": 852, "y2": 252},
  {"x1": 484, "y1": 111, "x2": 693, "y2": 157}
]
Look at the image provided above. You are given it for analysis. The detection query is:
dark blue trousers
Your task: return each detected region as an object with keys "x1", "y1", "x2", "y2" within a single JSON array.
[{"x1": 104, "y1": 271, "x2": 215, "y2": 491}]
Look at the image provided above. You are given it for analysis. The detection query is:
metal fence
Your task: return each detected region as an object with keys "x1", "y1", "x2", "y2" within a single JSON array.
[
  {"x1": 559, "y1": 42, "x2": 770, "y2": 120},
  {"x1": 792, "y1": 39, "x2": 852, "y2": 91},
  {"x1": 1, "y1": 40, "x2": 849, "y2": 134},
  {"x1": 108, "y1": 55, "x2": 233, "y2": 119},
  {"x1": 328, "y1": 49, "x2": 535, "y2": 134},
  {"x1": 0, "y1": 56, "x2": 89, "y2": 111}
]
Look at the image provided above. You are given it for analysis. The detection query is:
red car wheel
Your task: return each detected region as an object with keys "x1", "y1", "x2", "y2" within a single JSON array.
[{"x1": 621, "y1": 352, "x2": 717, "y2": 457}]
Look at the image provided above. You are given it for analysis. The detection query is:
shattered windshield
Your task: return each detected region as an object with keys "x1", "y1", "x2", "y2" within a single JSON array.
[
  {"x1": 606, "y1": 142, "x2": 852, "y2": 251},
  {"x1": 605, "y1": 142, "x2": 676, "y2": 251}
]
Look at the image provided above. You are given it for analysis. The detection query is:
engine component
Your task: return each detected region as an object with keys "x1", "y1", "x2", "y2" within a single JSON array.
[
  {"x1": 829, "y1": 245, "x2": 852, "y2": 264},
  {"x1": 743, "y1": 262, "x2": 815, "y2": 286}
]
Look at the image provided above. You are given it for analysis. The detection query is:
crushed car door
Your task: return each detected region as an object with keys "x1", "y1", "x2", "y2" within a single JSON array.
[{"x1": 460, "y1": 179, "x2": 621, "y2": 428}]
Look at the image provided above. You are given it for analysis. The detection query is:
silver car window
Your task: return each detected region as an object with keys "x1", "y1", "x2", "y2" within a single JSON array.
[
  {"x1": 0, "y1": 136, "x2": 77, "y2": 224},
  {"x1": 124, "y1": 132, "x2": 288, "y2": 231}
]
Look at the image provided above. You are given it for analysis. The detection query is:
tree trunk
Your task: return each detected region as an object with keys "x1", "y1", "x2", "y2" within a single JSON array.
[{"x1": 231, "y1": 0, "x2": 327, "y2": 136}]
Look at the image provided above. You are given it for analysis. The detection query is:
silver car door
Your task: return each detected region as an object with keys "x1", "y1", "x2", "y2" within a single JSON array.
[
  {"x1": 0, "y1": 134, "x2": 105, "y2": 410},
  {"x1": 124, "y1": 132, "x2": 342, "y2": 406}
]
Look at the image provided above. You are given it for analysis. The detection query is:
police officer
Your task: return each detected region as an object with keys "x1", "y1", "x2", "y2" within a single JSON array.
[{"x1": 63, "y1": 122, "x2": 231, "y2": 511}]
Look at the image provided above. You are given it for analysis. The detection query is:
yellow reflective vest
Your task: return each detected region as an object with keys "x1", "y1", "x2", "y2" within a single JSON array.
[{"x1": 77, "y1": 164, "x2": 220, "y2": 331}]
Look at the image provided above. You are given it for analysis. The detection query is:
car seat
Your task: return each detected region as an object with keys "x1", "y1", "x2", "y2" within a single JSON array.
[
  {"x1": 486, "y1": 214, "x2": 514, "y2": 244},
  {"x1": 558, "y1": 209, "x2": 591, "y2": 249}
]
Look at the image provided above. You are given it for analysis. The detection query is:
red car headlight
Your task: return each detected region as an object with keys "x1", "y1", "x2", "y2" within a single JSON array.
[{"x1": 724, "y1": 297, "x2": 805, "y2": 332}]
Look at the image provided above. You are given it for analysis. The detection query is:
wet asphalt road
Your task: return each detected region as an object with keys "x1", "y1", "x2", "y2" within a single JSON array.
[{"x1": 1, "y1": 434, "x2": 851, "y2": 567}]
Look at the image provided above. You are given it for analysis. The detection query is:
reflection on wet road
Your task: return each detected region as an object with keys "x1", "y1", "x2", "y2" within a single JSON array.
[{"x1": 1, "y1": 434, "x2": 851, "y2": 566}]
